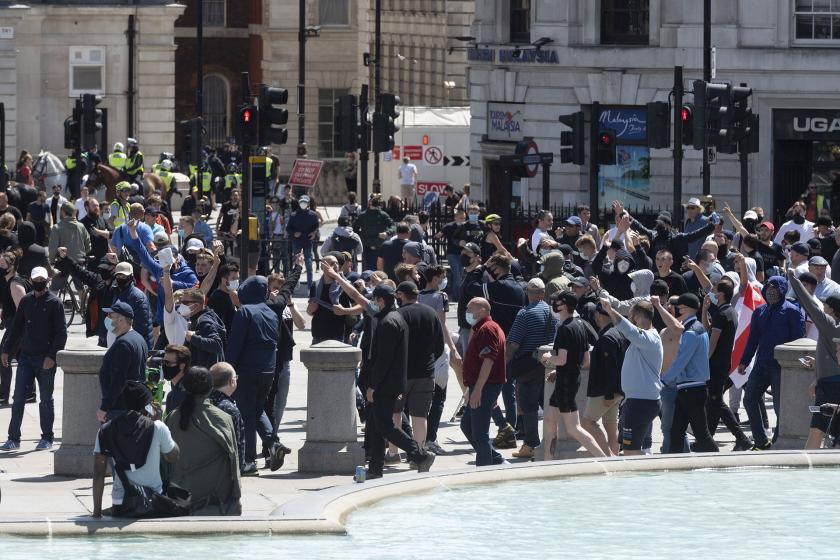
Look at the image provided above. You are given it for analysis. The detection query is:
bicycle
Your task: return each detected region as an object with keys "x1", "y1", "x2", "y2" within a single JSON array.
[{"x1": 55, "y1": 274, "x2": 83, "y2": 327}]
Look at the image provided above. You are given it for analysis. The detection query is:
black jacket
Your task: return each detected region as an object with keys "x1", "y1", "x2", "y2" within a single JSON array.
[
  {"x1": 99, "y1": 329, "x2": 148, "y2": 412},
  {"x1": 188, "y1": 308, "x2": 227, "y2": 368},
  {"x1": 631, "y1": 219, "x2": 715, "y2": 269},
  {"x1": 396, "y1": 301, "x2": 444, "y2": 380},
  {"x1": 368, "y1": 308, "x2": 409, "y2": 395},
  {"x1": 266, "y1": 265, "x2": 302, "y2": 364},
  {"x1": 477, "y1": 272, "x2": 527, "y2": 335},
  {"x1": 4, "y1": 290, "x2": 66, "y2": 360},
  {"x1": 587, "y1": 324, "x2": 628, "y2": 400}
]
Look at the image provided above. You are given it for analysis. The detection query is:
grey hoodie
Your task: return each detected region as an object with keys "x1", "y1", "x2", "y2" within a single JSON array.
[
  {"x1": 321, "y1": 225, "x2": 363, "y2": 255},
  {"x1": 600, "y1": 269, "x2": 655, "y2": 316},
  {"x1": 789, "y1": 271, "x2": 840, "y2": 380}
]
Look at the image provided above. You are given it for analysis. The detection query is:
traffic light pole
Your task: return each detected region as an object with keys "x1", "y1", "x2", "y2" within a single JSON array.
[
  {"x1": 297, "y1": 0, "x2": 307, "y2": 157},
  {"x1": 589, "y1": 102, "x2": 599, "y2": 217},
  {"x1": 673, "y1": 66, "x2": 684, "y2": 224},
  {"x1": 240, "y1": 143, "x2": 251, "y2": 278},
  {"x1": 739, "y1": 83, "x2": 749, "y2": 215},
  {"x1": 702, "y1": 0, "x2": 711, "y2": 196},
  {"x1": 0, "y1": 102, "x2": 6, "y2": 192},
  {"x1": 373, "y1": 0, "x2": 381, "y2": 184},
  {"x1": 360, "y1": 84, "x2": 370, "y2": 206}
]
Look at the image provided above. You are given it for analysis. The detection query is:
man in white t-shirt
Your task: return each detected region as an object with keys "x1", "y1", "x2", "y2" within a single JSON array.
[
  {"x1": 774, "y1": 201, "x2": 815, "y2": 245},
  {"x1": 92, "y1": 381, "x2": 180, "y2": 517},
  {"x1": 398, "y1": 156, "x2": 418, "y2": 201},
  {"x1": 75, "y1": 186, "x2": 89, "y2": 221},
  {"x1": 531, "y1": 210, "x2": 560, "y2": 254}
]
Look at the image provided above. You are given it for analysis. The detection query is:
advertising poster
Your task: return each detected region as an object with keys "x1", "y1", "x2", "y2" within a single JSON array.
[{"x1": 598, "y1": 107, "x2": 651, "y2": 203}]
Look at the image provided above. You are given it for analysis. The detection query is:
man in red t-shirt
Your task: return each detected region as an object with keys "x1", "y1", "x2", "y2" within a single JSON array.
[{"x1": 460, "y1": 297, "x2": 507, "y2": 466}]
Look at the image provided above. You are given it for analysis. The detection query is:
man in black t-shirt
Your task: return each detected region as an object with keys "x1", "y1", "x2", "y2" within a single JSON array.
[
  {"x1": 655, "y1": 249, "x2": 687, "y2": 296},
  {"x1": 79, "y1": 197, "x2": 112, "y2": 266},
  {"x1": 306, "y1": 254, "x2": 351, "y2": 343},
  {"x1": 454, "y1": 204, "x2": 485, "y2": 249},
  {"x1": 702, "y1": 277, "x2": 752, "y2": 451},
  {"x1": 754, "y1": 221, "x2": 785, "y2": 274},
  {"x1": 377, "y1": 223, "x2": 411, "y2": 281},
  {"x1": 540, "y1": 291, "x2": 605, "y2": 458},
  {"x1": 436, "y1": 209, "x2": 466, "y2": 302}
]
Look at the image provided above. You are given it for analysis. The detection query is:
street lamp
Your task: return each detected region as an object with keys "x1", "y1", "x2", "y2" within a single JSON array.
[
  {"x1": 298, "y1": 5, "x2": 321, "y2": 157},
  {"x1": 396, "y1": 53, "x2": 417, "y2": 153}
]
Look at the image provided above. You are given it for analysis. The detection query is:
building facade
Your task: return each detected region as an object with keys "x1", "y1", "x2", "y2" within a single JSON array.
[
  {"x1": 467, "y1": 0, "x2": 840, "y2": 222},
  {"x1": 0, "y1": 0, "x2": 183, "y2": 168}
]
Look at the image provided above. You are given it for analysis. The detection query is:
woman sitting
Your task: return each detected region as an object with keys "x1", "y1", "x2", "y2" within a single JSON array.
[{"x1": 165, "y1": 366, "x2": 242, "y2": 515}]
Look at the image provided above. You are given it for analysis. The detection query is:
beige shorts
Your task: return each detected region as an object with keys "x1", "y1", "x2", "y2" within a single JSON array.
[{"x1": 583, "y1": 395, "x2": 624, "y2": 424}]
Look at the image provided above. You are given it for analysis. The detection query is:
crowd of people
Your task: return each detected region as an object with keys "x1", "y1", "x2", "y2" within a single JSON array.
[{"x1": 1, "y1": 144, "x2": 839, "y2": 515}]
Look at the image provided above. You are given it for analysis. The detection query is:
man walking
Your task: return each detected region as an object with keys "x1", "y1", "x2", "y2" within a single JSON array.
[
  {"x1": 96, "y1": 301, "x2": 148, "y2": 423},
  {"x1": 0, "y1": 267, "x2": 67, "y2": 450},
  {"x1": 660, "y1": 293, "x2": 719, "y2": 453},
  {"x1": 460, "y1": 297, "x2": 508, "y2": 466},
  {"x1": 738, "y1": 275, "x2": 805, "y2": 450},
  {"x1": 365, "y1": 284, "x2": 436, "y2": 479}
]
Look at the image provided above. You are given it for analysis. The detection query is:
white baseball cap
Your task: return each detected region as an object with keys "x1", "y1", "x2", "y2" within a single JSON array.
[
  {"x1": 30, "y1": 266, "x2": 48, "y2": 281},
  {"x1": 185, "y1": 238, "x2": 204, "y2": 253},
  {"x1": 685, "y1": 197, "x2": 702, "y2": 207}
]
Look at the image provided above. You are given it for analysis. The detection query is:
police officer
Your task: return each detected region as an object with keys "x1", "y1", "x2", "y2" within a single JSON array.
[
  {"x1": 124, "y1": 138, "x2": 144, "y2": 184},
  {"x1": 223, "y1": 163, "x2": 242, "y2": 205},
  {"x1": 156, "y1": 159, "x2": 175, "y2": 200},
  {"x1": 109, "y1": 142, "x2": 127, "y2": 173}
]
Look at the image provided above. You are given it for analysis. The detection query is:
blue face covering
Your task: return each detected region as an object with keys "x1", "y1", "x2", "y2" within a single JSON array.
[
  {"x1": 466, "y1": 312, "x2": 477, "y2": 326},
  {"x1": 104, "y1": 317, "x2": 114, "y2": 333},
  {"x1": 708, "y1": 292, "x2": 718, "y2": 306}
]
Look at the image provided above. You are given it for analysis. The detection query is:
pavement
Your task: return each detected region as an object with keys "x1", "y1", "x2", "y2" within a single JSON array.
[{"x1": 0, "y1": 205, "x2": 771, "y2": 522}]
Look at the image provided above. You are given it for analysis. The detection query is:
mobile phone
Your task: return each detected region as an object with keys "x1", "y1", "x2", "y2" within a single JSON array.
[{"x1": 809, "y1": 406, "x2": 821, "y2": 413}]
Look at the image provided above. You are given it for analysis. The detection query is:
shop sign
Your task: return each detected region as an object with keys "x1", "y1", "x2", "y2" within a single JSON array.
[
  {"x1": 487, "y1": 101, "x2": 525, "y2": 142},
  {"x1": 774, "y1": 109, "x2": 840, "y2": 140}
]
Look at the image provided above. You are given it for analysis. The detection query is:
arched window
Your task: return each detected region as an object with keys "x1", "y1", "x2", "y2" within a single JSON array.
[{"x1": 203, "y1": 75, "x2": 229, "y2": 146}]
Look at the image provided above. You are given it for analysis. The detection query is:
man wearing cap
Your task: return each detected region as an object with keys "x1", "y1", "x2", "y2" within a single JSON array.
[
  {"x1": 107, "y1": 260, "x2": 153, "y2": 349},
  {"x1": 0, "y1": 267, "x2": 67, "y2": 451},
  {"x1": 285, "y1": 194, "x2": 319, "y2": 285},
  {"x1": 143, "y1": 206, "x2": 166, "y2": 237},
  {"x1": 683, "y1": 197, "x2": 711, "y2": 259},
  {"x1": 789, "y1": 242, "x2": 811, "y2": 278},
  {"x1": 623, "y1": 200, "x2": 718, "y2": 268},
  {"x1": 558, "y1": 216, "x2": 583, "y2": 247},
  {"x1": 660, "y1": 293, "x2": 718, "y2": 453},
  {"x1": 397, "y1": 156, "x2": 418, "y2": 201},
  {"x1": 366, "y1": 283, "x2": 436, "y2": 478},
  {"x1": 457, "y1": 242, "x2": 484, "y2": 356},
  {"x1": 809, "y1": 256, "x2": 840, "y2": 301},
  {"x1": 753, "y1": 220, "x2": 785, "y2": 273},
  {"x1": 506, "y1": 278, "x2": 559, "y2": 459},
  {"x1": 96, "y1": 301, "x2": 149, "y2": 423},
  {"x1": 775, "y1": 201, "x2": 814, "y2": 245}
]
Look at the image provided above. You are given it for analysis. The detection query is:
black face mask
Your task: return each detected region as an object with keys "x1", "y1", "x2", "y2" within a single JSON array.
[
  {"x1": 459, "y1": 254, "x2": 472, "y2": 267},
  {"x1": 718, "y1": 245, "x2": 730, "y2": 260},
  {"x1": 162, "y1": 363, "x2": 181, "y2": 381},
  {"x1": 743, "y1": 219, "x2": 757, "y2": 233},
  {"x1": 31, "y1": 280, "x2": 47, "y2": 292},
  {"x1": 656, "y1": 225, "x2": 669, "y2": 236},
  {"x1": 116, "y1": 277, "x2": 132, "y2": 290},
  {"x1": 793, "y1": 213, "x2": 806, "y2": 225},
  {"x1": 185, "y1": 254, "x2": 197, "y2": 268}
]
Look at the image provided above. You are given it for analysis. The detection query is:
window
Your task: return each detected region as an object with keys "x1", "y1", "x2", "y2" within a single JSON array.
[
  {"x1": 319, "y1": 0, "x2": 350, "y2": 26},
  {"x1": 795, "y1": 0, "x2": 840, "y2": 40},
  {"x1": 203, "y1": 75, "x2": 229, "y2": 146},
  {"x1": 203, "y1": 0, "x2": 226, "y2": 27},
  {"x1": 69, "y1": 46, "x2": 105, "y2": 96},
  {"x1": 601, "y1": 0, "x2": 650, "y2": 45},
  {"x1": 510, "y1": 0, "x2": 531, "y2": 43},
  {"x1": 318, "y1": 88, "x2": 349, "y2": 158}
]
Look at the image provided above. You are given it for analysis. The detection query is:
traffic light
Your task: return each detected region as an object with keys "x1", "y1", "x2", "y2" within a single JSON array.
[
  {"x1": 646, "y1": 101, "x2": 670, "y2": 149},
  {"x1": 238, "y1": 104, "x2": 258, "y2": 146},
  {"x1": 558, "y1": 111, "x2": 585, "y2": 165},
  {"x1": 740, "y1": 113, "x2": 760, "y2": 154},
  {"x1": 64, "y1": 102, "x2": 82, "y2": 150},
  {"x1": 727, "y1": 86, "x2": 753, "y2": 155},
  {"x1": 680, "y1": 104, "x2": 694, "y2": 146},
  {"x1": 596, "y1": 129, "x2": 616, "y2": 165},
  {"x1": 372, "y1": 93, "x2": 401, "y2": 153},
  {"x1": 334, "y1": 94, "x2": 359, "y2": 152},
  {"x1": 693, "y1": 80, "x2": 732, "y2": 151},
  {"x1": 258, "y1": 86, "x2": 289, "y2": 146},
  {"x1": 81, "y1": 94, "x2": 103, "y2": 149},
  {"x1": 181, "y1": 117, "x2": 204, "y2": 166}
]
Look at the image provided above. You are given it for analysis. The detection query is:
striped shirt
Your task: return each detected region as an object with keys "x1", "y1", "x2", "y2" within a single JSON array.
[{"x1": 507, "y1": 300, "x2": 558, "y2": 360}]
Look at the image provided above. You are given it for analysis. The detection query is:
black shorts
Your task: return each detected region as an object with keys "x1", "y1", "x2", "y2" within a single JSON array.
[
  {"x1": 621, "y1": 398, "x2": 660, "y2": 451},
  {"x1": 549, "y1": 370, "x2": 580, "y2": 413},
  {"x1": 811, "y1": 376, "x2": 840, "y2": 435}
]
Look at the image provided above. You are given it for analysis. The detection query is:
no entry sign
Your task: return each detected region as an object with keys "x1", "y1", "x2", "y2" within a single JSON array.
[{"x1": 288, "y1": 159, "x2": 324, "y2": 188}]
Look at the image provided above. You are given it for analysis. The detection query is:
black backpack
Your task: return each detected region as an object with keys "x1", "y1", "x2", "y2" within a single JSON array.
[{"x1": 332, "y1": 233, "x2": 356, "y2": 254}]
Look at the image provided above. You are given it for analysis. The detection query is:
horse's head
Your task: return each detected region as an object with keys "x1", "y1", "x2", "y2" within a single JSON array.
[{"x1": 85, "y1": 164, "x2": 103, "y2": 190}]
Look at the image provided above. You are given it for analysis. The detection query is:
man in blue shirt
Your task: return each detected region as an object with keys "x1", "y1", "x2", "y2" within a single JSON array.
[
  {"x1": 738, "y1": 275, "x2": 805, "y2": 450},
  {"x1": 111, "y1": 204, "x2": 155, "y2": 257},
  {"x1": 661, "y1": 293, "x2": 718, "y2": 453}
]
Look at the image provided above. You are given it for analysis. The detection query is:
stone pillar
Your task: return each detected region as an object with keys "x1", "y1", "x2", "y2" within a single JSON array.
[
  {"x1": 54, "y1": 342, "x2": 107, "y2": 477},
  {"x1": 534, "y1": 344, "x2": 590, "y2": 461},
  {"x1": 775, "y1": 337, "x2": 817, "y2": 448},
  {"x1": 297, "y1": 341, "x2": 365, "y2": 474}
]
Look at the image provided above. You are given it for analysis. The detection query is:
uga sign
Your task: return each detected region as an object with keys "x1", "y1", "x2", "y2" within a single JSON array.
[{"x1": 774, "y1": 109, "x2": 840, "y2": 140}]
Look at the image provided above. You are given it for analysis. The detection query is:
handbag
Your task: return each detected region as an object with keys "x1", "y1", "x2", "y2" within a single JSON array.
[{"x1": 113, "y1": 465, "x2": 192, "y2": 518}]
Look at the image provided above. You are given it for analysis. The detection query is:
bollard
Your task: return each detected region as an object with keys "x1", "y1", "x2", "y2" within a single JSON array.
[
  {"x1": 533, "y1": 344, "x2": 590, "y2": 461},
  {"x1": 54, "y1": 341, "x2": 107, "y2": 477},
  {"x1": 775, "y1": 337, "x2": 818, "y2": 448},
  {"x1": 297, "y1": 340, "x2": 365, "y2": 474}
]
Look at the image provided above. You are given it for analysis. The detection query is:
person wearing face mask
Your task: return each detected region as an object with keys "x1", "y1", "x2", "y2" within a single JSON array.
[
  {"x1": 94, "y1": 301, "x2": 148, "y2": 424},
  {"x1": 109, "y1": 261, "x2": 153, "y2": 348},
  {"x1": 774, "y1": 201, "x2": 814, "y2": 245},
  {"x1": 177, "y1": 287, "x2": 225, "y2": 370},
  {"x1": 285, "y1": 194, "x2": 320, "y2": 286},
  {"x1": 54, "y1": 248, "x2": 119, "y2": 346},
  {"x1": 354, "y1": 195, "x2": 395, "y2": 272},
  {"x1": 1, "y1": 266, "x2": 66, "y2": 451},
  {"x1": 455, "y1": 204, "x2": 487, "y2": 251},
  {"x1": 437, "y1": 209, "x2": 467, "y2": 302},
  {"x1": 162, "y1": 344, "x2": 191, "y2": 415},
  {"x1": 0, "y1": 250, "x2": 28, "y2": 406},
  {"x1": 737, "y1": 275, "x2": 805, "y2": 450},
  {"x1": 457, "y1": 243, "x2": 485, "y2": 358},
  {"x1": 208, "y1": 263, "x2": 241, "y2": 332}
]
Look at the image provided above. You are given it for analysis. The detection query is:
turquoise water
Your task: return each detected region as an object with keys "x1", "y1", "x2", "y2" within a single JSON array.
[{"x1": 3, "y1": 467, "x2": 839, "y2": 559}]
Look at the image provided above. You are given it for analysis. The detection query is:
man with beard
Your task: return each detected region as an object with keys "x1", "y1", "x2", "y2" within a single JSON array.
[
  {"x1": 80, "y1": 197, "x2": 112, "y2": 266},
  {"x1": 737, "y1": 275, "x2": 805, "y2": 450},
  {"x1": 365, "y1": 284, "x2": 436, "y2": 479}
]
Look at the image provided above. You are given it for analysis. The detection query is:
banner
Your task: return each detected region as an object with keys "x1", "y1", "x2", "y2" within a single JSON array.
[{"x1": 729, "y1": 283, "x2": 766, "y2": 389}]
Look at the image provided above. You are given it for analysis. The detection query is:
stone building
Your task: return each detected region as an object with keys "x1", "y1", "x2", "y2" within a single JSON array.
[
  {"x1": 467, "y1": 0, "x2": 840, "y2": 223},
  {"x1": 0, "y1": 0, "x2": 183, "y2": 167}
]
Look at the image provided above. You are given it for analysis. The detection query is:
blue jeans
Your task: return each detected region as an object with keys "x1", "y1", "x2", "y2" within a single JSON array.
[
  {"x1": 446, "y1": 254, "x2": 463, "y2": 302},
  {"x1": 362, "y1": 247, "x2": 379, "y2": 272},
  {"x1": 460, "y1": 383, "x2": 504, "y2": 466},
  {"x1": 299, "y1": 243, "x2": 314, "y2": 285},
  {"x1": 8, "y1": 354, "x2": 56, "y2": 443},
  {"x1": 273, "y1": 361, "x2": 291, "y2": 429},
  {"x1": 660, "y1": 385, "x2": 689, "y2": 453},
  {"x1": 744, "y1": 361, "x2": 781, "y2": 447},
  {"x1": 502, "y1": 364, "x2": 516, "y2": 426},
  {"x1": 233, "y1": 371, "x2": 275, "y2": 463}
]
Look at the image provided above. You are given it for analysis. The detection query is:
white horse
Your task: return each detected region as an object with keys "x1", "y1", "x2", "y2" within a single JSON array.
[{"x1": 31, "y1": 151, "x2": 68, "y2": 195}]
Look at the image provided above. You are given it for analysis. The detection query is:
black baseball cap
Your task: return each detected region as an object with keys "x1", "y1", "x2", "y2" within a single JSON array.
[
  {"x1": 396, "y1": 281, "x2": 419, "y2": 296},
  {"x1": 371, "y1": 284, "x2": 395, "y2": 300},
  {"x1": 676, "y1": 293, "x2": 701, "y2": 310},
  {"x1": 552, "y1": 290, "x2": 578, "y2": 309}
]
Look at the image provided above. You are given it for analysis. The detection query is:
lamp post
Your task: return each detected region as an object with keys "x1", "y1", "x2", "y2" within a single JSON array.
[{"x1": 396, "y1": 53, "x2": 417, "y2": 154}]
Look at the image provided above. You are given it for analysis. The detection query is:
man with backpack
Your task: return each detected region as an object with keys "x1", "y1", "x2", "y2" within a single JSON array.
[{"x1": 321, "y1": 216, "x2": 363, "y2": 272}]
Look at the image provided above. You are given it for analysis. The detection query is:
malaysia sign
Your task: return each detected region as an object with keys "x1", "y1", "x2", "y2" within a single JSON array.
[
  {"x1": 288, "y1": 159, "x2": 323, "y2": 188},
  {"x1": 468, "y1": 47, "x2": 560, "y2": 65},
  {"x1": 487, "y1": 102, "x2": 525, "y2": 142},
  {"x1": 598, "y1": 107, "x2": 647, "y2": 142}
]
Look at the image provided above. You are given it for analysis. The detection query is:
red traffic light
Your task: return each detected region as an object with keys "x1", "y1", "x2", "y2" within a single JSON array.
[
  {"x1": 242, "y1": 109, "x2": 252, "y2": 123},
  {"x1": 599, "y1": 132, "x2": 614, "y2": 146},
  {"x1": 681, "y1": 106, "x2": 692, "y2": 122}
]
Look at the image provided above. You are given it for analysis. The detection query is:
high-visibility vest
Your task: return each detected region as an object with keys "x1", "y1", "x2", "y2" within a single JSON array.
[
  {"x1": 125, "y1": 151, "x2": 144, "y2": 176},
  {"x1": 158, "y1": 170, "x2": 174, "y2": 193},
  {"x1": 818, "y1": 194, "x2": 826, "y2": 213},
  {"x1": 225, "y1": 173, "x2": 242, "y2": 190},
  {"x1": 65, "y1": 156, "x2": 77, "y2": 170},
  {"x1": 151, "y1": 163, "x2": 162, "y2": 175},
  {"x1": 110, "y1": 200, "x2": 130, "y2": 227},
  {"x1": 109, "y1": 151, "x2": 127, "y2": 170},
  {"x1": 192, "y1": 171, "x2": 212, "y2": 193},
  {"x1": 265, "y1": 157, "x2": 273, "y2": 179}
]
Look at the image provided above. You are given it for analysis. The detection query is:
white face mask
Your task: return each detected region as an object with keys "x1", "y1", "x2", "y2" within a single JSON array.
[
  {"x1": 439, "y1": 277, "x2": 448, "y2": 291},
  {"x1": 465, "y1": 311, "x2": 478, "y2": 326},
  {"x1": 228, "y1": 279, "x2": 240, "y2": 291},
  {"x1": 616, "y1": 260, "x2": 630, "y2": 274},
  {"x1": 177, "y1": 303, "x2": 192, "y2": 318},
  {"x1": 299, "y1": 202, "x2": 309, "y2": 210}
]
